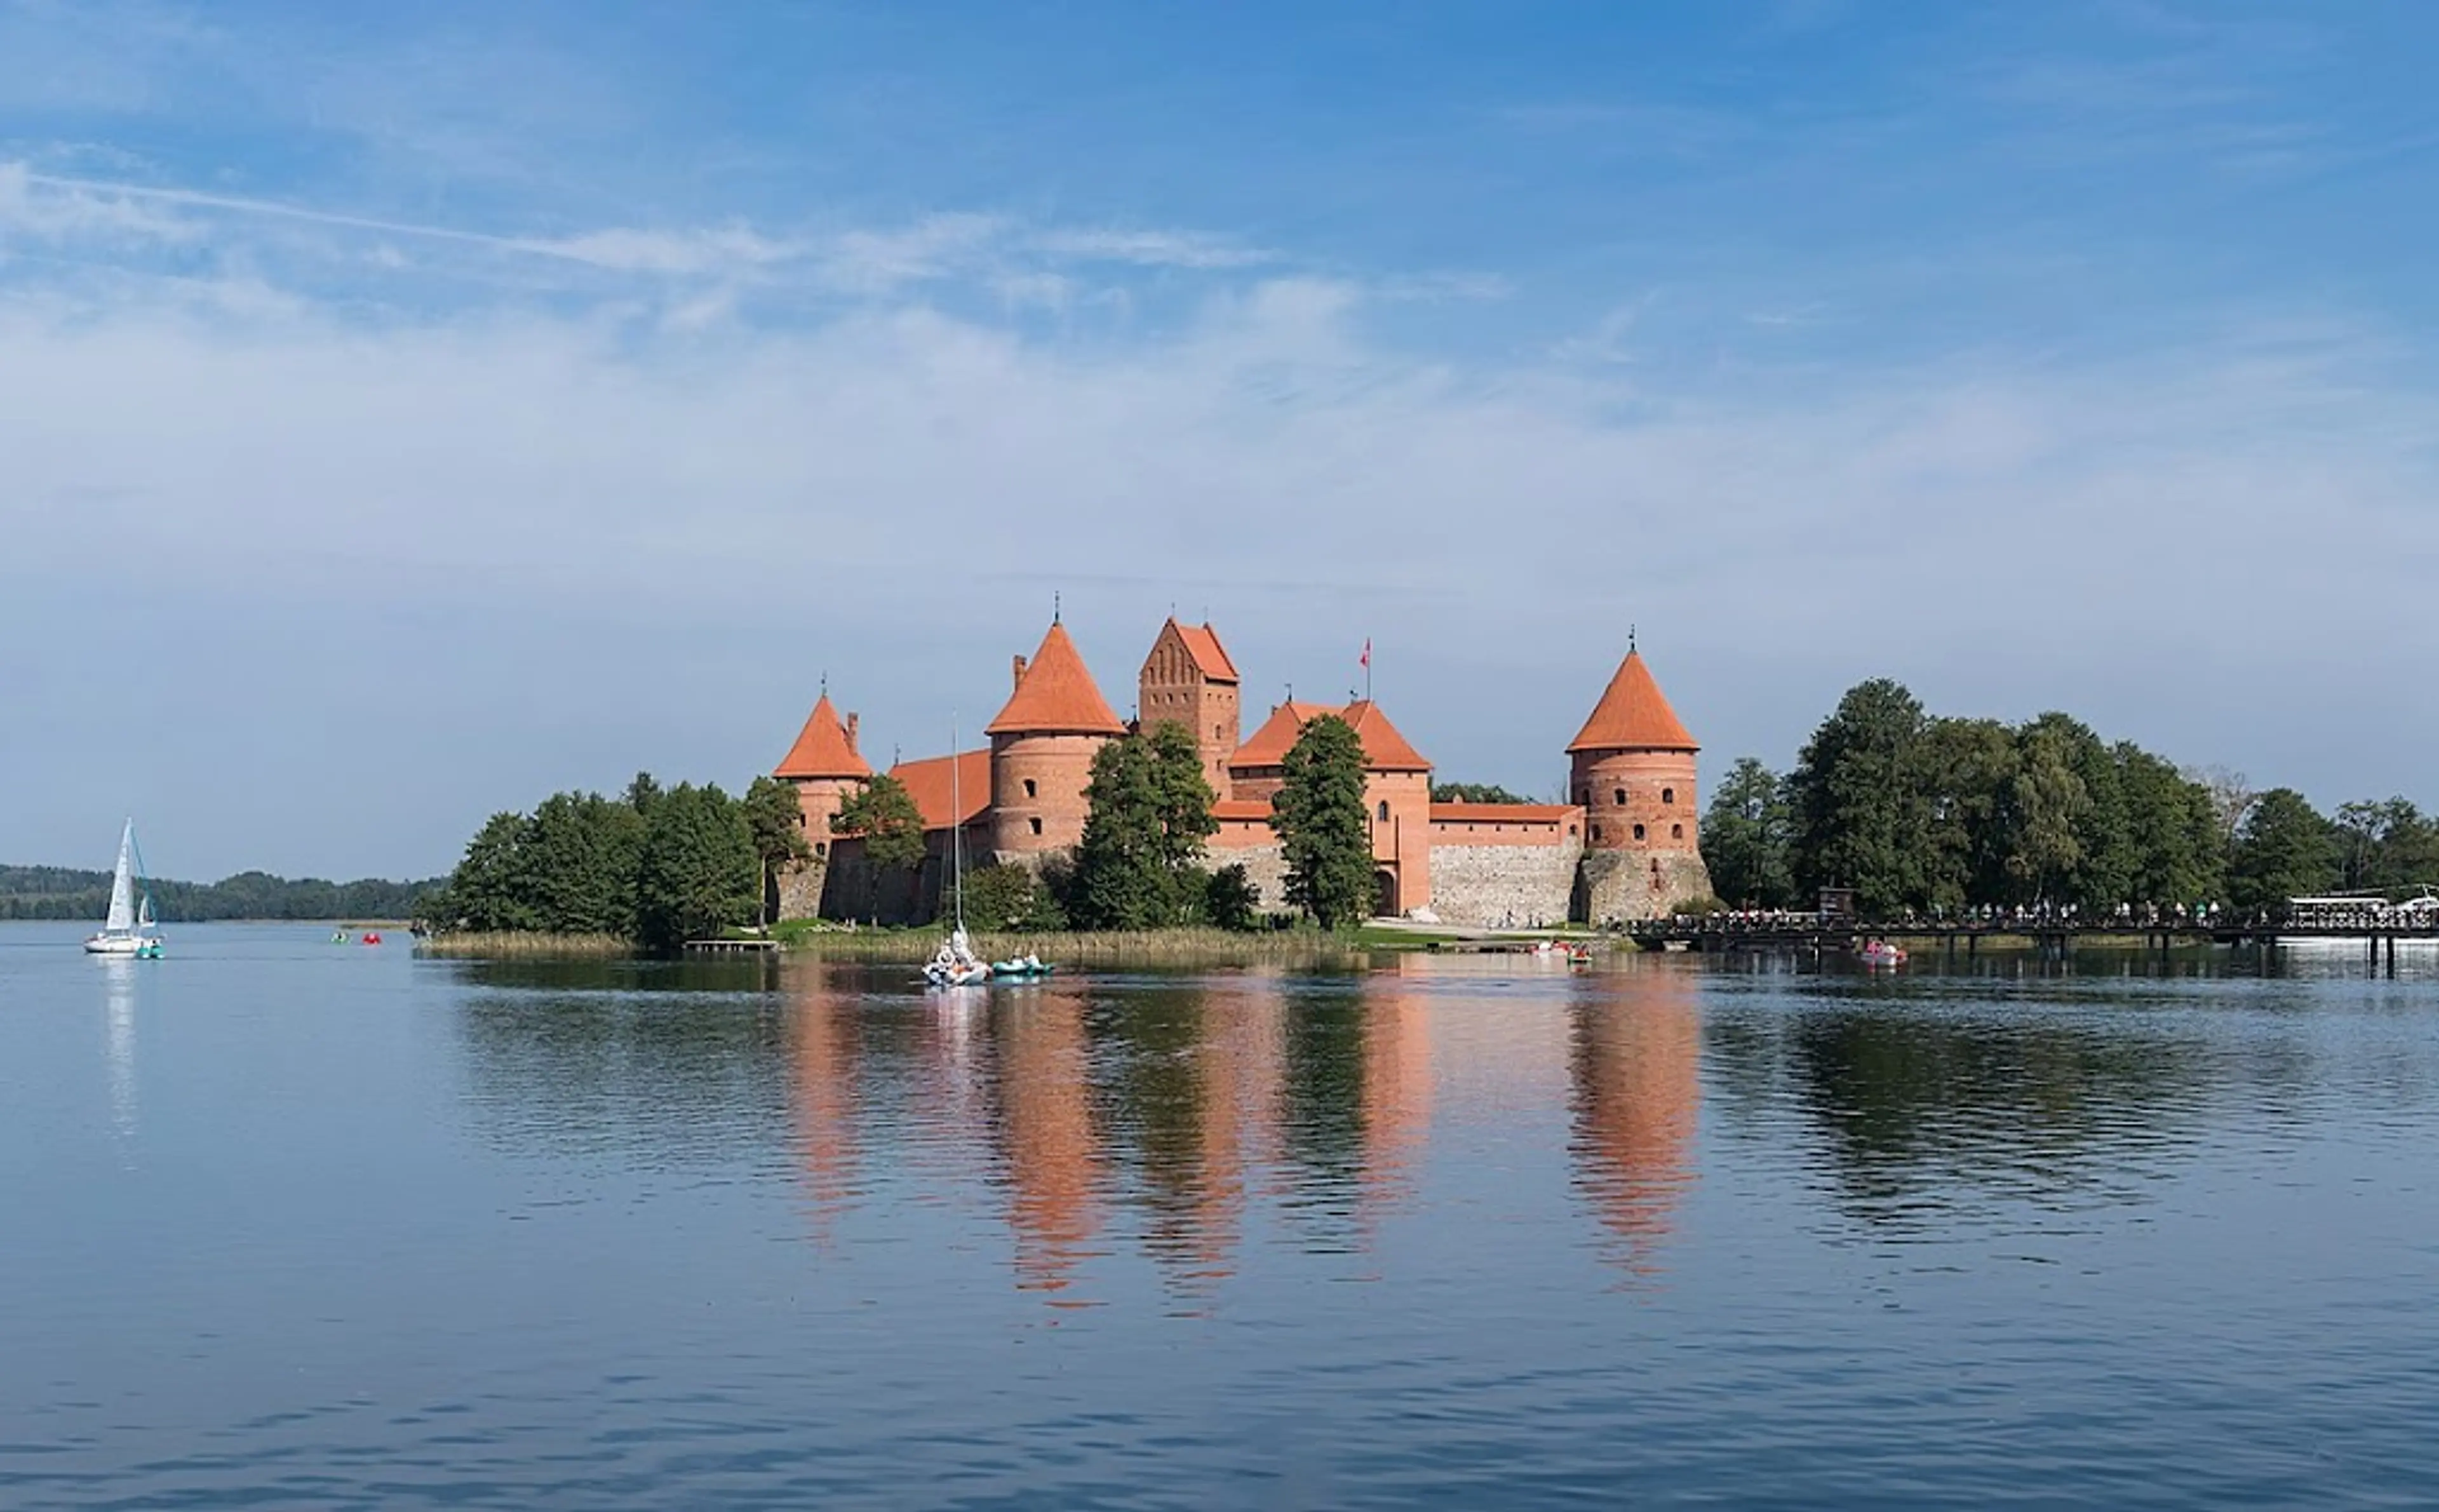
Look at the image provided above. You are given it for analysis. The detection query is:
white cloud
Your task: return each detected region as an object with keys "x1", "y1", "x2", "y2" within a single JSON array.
[
  {"x1": 1, "y1": 192, "x2": 2435, "y2": 874},
  {"x1": 1027, "y1": 227, "x2": 1275, "y2": 270}
]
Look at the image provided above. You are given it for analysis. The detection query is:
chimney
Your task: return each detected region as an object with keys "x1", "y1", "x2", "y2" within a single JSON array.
[
  {"x1": 1012, "y1": 654, "x2": 1028, "y2": 692},
  {"x1": 845, "y1": 713, "x2": 860, "y2": 754}
]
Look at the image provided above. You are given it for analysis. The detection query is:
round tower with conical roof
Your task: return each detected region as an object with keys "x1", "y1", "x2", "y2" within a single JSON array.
[
  {"x1": 773, "y1": 690, "x2": 875, "y2": 918},
  {"x1": 987, "y1": 618, "x2": 1128, "y2": 860},
  {"x1": 1567, "y1": 643, "x2": 1713, "y2": 921}
]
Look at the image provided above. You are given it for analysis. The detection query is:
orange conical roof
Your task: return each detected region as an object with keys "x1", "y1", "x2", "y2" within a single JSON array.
[
  {"x1": 986, "y1": 621, "x2": 1127, "y2": 737},
  {"x1": 1567, "y1": 650, "x2": 1697, "y2": 753},
  {"x1": 776, "y1": 692, "x2": 873, "y2": 780}
]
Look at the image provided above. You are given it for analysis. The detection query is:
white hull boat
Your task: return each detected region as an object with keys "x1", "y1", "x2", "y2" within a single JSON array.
[{"x1": 84, "y1": 820, "x2": 163, "y2": 959}]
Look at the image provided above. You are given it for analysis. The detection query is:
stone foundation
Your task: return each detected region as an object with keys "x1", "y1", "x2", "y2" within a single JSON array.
[
  {"x1": 1427, "y1": 841, "x2": 1583, "y2": 928},
  {"x1": 1577, "y1": 848, "x2": 1714, "y2": 924}
]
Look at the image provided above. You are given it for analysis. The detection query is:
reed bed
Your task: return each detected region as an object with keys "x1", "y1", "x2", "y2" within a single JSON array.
[{"x1": 413, "y1": 931, "x2": 634, "y2": 958}]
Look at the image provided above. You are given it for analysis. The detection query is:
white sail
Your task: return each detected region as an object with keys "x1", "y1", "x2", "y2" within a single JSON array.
[{"x1": 104, "y1": 820, "x2": 137, "y2": 935}]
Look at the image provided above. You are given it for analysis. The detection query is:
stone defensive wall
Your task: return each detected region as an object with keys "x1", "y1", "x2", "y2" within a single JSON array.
[{"x1": 1425, "y1": 803, "x2": 1584, "y2": 928}]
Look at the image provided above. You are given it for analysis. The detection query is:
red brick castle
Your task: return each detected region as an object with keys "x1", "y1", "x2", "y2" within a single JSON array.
[{"x1": 773, "y1": 615, "x2": 1712, "y2": 926}]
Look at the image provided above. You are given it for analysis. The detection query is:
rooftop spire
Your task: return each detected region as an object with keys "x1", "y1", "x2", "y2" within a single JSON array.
[{"x1": 1567, "y1": 645, "x2": 1697, "y2": 753}]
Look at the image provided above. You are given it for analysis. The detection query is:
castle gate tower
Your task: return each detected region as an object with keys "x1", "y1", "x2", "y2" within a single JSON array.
[
  {"x1": 1138, "y1": 617, "x2": 1240, "y2": 798},
  {"x1": 773, "y1": 690, "x2": 874, "y2": 917},
  {"x1": 987, "y1": 619, "x2": 1128, "y2": 860},
  {"x1": 1566, "y1": 645, "x2": 1713, "y2": 921}
]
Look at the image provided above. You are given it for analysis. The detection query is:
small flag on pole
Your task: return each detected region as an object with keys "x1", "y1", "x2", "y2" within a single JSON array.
[{"x1": 1359, "y1": 639, "x2": 1371, "y2": 671}]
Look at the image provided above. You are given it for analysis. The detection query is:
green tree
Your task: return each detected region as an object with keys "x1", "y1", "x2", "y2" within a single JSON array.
[
  {"x1": 2228, "y1": 787, "x2": 2339, "y2": 911},
  {"x1": 1204, "y1": 862, "x2": 1261, "y2": 931},
  {"x1": 743, "y1": 775, "x2": 813, "y2": 925},
  {"x1": 1072, "y1": 725, "x2": 1218, "y2": 929},
  {"x1": 1272, "y1": 714, "x2": 1373, "y2": 928},
  {"x1": 2000, "y1": 715, "x2": 2092, "y2": 906},
  {"x1": 445, "y1": 811, "x2": 541, "y2": 932},
  {"x1": 1789, "y1": 679, "x2": 1932, "y2": 916},
  {"x1": 2333, "y1": 798, "x2": 2439, "y2": 893},
  {"x1": 635, "y1": 782, "x2": 761, "y2": 950},
  {"x1": 1701, "y1": 757, "x2": 1796, "y2": 907},
  {"x1": 1912, "y1": 718, "x2": 2017, "y2": 911},
  {"x1": 526, "y1": 791, "x2": 648, "y2": 933},
  {"x1": 2118, "y1": 746, "x2": 2224, "y2": 906},
  {"x1": 835, "y1": 774, "x2": 928, "y2": 875},
  {"x1": 1432, "y1": 781, "x2": 1532, "y2": 805}
]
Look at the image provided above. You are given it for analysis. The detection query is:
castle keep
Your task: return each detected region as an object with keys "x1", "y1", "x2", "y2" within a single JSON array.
[{"x1": 774, "y1": 615, "x2": 1712, "y2": 927}]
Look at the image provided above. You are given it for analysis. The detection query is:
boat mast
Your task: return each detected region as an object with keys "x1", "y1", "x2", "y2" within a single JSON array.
[{"x1": 950, "y1": 717, "x2": 967, "y2": 931}]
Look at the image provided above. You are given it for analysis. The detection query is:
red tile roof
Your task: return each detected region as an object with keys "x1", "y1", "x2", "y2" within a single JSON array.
[
  {"x1": 1428, "y1": 803, "x2": 1578, "y2": 824},
  {"x1": 1226, "y1": 699, "x2": 1432, "y2": 773},
  {"x1": 1172, "y1": 620, "x2": 1239, "y2": 683},
  {"x1": 1567, "y1": 650, "x2": 1698, "y2": 753},
  {"x1": 1212, "y1": 798, "x2": 1275, "y2": 822},
  {"x1": 1225, "y1": 700, "x2": 1338, "y2": 768},
  {"x1": 774, "y1": 693, "x2": 873, "y2": 780},
  {"x1": 986, "y1": 622, "x2": 1127, "y2": 737},
  {"x1": 887, "y1": 749, "x2": 991, "y2": 833},
  {"x1": 1340, "y1": 700, "x2": 1432, "y2": 772}
]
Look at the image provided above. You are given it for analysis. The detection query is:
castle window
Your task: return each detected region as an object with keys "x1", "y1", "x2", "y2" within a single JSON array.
[
  {"x1": 1632, "y1": 823, "x2": 1647, "y2": 841},
  {"x1": 1591, "y1": 824, "x2": 1602, "y2": 841},
  {"x1": 814, "y1": 841, "x2": 828, "y2": 858},
  {"x1": 1672, "y1": 823, "x2": 1684, "y2": 840},
  {"x1": 1023, "y1": 779, "x2": 1037, "y2": 799},
  {"x1": 1029, "y1": 817, "x2": 1044, "y2": 836},
  {"x1": 1662, "y1": 787, "x2": 1676, "y2": 805},
  {"x1": 1568, "y1": 825, "x2": 1578, "y2": 837},
  {"x1": 1613, "y1": 787, "x2": 1627, "y2": 806},
  {"x1": 1377, "y1": 800, "x2": 1391, "y2": 822}
]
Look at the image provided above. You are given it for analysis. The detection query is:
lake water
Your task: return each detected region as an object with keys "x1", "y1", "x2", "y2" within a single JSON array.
[{"x1": 4, "y1": 923, "x2": 2436, "y2": 1509}]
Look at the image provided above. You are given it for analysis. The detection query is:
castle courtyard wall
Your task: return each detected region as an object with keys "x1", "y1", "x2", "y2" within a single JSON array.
[{"x1": 1426, "y1": 840, "x2": 1583, "y2": 928}]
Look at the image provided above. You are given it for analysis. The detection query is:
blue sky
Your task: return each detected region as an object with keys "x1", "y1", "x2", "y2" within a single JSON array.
[{"x1": 3, "y1": 0, "x2": 2435, "y2": 878}]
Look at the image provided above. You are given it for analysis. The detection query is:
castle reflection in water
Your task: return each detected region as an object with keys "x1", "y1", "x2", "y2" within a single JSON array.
[{"x1": 785, "y1": 955, "x2": 1702, "y2": 1299}]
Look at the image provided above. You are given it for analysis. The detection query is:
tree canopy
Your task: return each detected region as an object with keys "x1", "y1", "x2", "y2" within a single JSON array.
[
  {"x1": 1432, "y1": 782, "x2": 1533, "y2": 805},
  {"x1": 834, "y1": 774, "x2": 927, "y2": 875},
  {"x1": 1272, "y1": 714, "x2": 1373, "y2": 929},
  {"x1": 419, "y1": 771, "x2": 762, "y2": 949},
  {"x1": 1701, "y1": 756, "x2": 1796, "y2": 907},
  {"x1": 1072, "y1": 722, "x2": 1219, "y2": 928},
  {"x1": 1773, "y1": 681, "x2": 2233, "y2": 916}
]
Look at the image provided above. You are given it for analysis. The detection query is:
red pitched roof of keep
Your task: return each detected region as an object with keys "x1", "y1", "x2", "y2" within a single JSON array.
[
  {"x1": 1171, "y1": 620, "x2": 1239, "y2": 683},
  {"x1": 1212, "y1": 798, "x2": 1274, "y2": 822},
  {"x1": 1226, "y1": 701, "x2": 1337, "y2": 769},
  {"x1": 986, "y1": 622, "x2": 1128, "y2": 737},
  {"x1": 1226, "y1": 699, "x2": 1432, "y2": 773},
  {"x1": 1428, "y1": 803, "x2": 1578, "y2": 824},
  {"x1": 1567, "y1": 650, "x2": 1698, "y2": 753},
  {"x1": 1340, "y1": 700, "x2": 1431, "y2": 772},
  {"x1": 774, "y1": 693, "x2": 873, "y2": 780},
  {"x1": 888, "y1": 749, "x2": 991, "y2": 833}
]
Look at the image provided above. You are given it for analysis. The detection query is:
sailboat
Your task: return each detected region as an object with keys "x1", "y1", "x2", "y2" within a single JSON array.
[
  {"x1": 84, "y1": 820, "x2": 164, "y2": 958},
  {"x1": 924, "y1": 719, "x2": 991, "y2": 989}
]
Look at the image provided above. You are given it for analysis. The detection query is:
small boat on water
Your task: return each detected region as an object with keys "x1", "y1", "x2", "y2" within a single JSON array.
[
  {"x1": 1858, "y1": 939, "x2": 1907, "y2": 968},
  {"x1": 920, "y1": 716, "x2": 999, "y2": 990},
  {"x1": 925, "y1": 927, "x2": 991, "y2": 988},
  {"x1": 83, "y1": 820, "x2": 163, "y2": 959},
  {"x1": 991, "y1": 953, "x2": 1054, "y2": 979}
]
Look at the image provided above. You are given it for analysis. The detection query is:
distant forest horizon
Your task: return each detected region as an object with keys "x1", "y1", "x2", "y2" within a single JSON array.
[{"x1": 0, "y1": 864, "x2": 440, "y2": 923}]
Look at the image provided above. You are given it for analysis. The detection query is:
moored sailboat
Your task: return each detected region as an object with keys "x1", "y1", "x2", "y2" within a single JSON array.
[
  {"x1": 924, "y1": 718, "x2": 992, "y2": 989},
  {"x1": 84, "y1": 820, "x2": 164, "y2": 958}
]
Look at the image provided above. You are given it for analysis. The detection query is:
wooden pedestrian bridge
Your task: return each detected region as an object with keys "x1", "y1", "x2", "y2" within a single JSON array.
[{"x1": 1625, "y1": 895, "x2": 2439, "y2": 961}]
